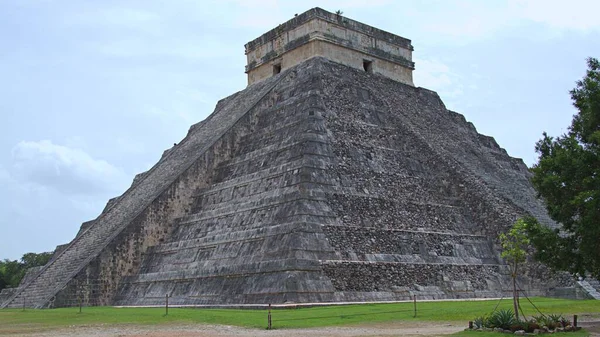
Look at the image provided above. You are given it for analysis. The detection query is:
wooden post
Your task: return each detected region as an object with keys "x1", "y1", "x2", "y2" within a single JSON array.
[
  {"x1": 267, "y1": 304, "x2": 272, "y2": 330},
  {"x1": 77, "y1": 281, "x2": 83, "y2": 313},
  {"x1": 413, "y1": 295, "x2": 417, "y2": 318},
  {"x1": 165, "y1": 294, "x2": 169, "y2": 316},
  {"x1": 573, "y1": 314, "x2": 578, "y2": 328},
  {"x1": 22, "y1": 296, "x2": 25, "y2": 311},
  {"x1": 512, "y1": 262, "x2": 519, "y2": 321},
  {"x1": 469, "y1": 321, "x2": 473, "y2": 329}
]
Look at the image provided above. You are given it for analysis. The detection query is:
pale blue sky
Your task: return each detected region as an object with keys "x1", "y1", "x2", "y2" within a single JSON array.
[{"x1": 1, "y1": 0, "x2": 599, "y2": 260}]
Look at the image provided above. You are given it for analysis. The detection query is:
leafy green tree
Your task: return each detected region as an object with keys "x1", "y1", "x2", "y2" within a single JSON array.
[
  {"x1": 21, "y1": 252, "x2": 51, "y2": 270},
  {"x1": 0, "y1": 252, "x2": 52, "y2": 292},
  {"x1": 0, "y1": 259, "x2": 25, "y2": 289},
  {"x1": 500, "y1": 218, "x2": 532, "y2": 321},
  {"x1": 529, "y1": 57, "x2": 600, "y2": 279},
  {"x1": 0, "y1": 263, "x2": 6, "y2": 290}
]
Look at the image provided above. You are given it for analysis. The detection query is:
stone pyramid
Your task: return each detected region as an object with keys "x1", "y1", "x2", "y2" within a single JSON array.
[{"x1": 1, "y1": 8, "x2": 580, "y2": 309}]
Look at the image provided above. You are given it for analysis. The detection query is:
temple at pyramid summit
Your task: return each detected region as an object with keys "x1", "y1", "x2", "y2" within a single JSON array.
[{"x1": 2, "y1": 8, "x2": 597, "y2": 309}]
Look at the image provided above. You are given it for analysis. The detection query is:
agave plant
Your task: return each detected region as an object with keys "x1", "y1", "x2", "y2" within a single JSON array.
[
  {"x1": 473, "y1": 315, "x2": 488, "y2": 329},
  {"x1": 488, "y1": 309, "x2": 516, "y2": 330},
  {"x1": 532, "y1": 314, "x2": 548, "y2": 326}
]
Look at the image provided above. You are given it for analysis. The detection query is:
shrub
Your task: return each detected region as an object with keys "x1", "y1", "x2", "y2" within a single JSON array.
[
  {"x1": 510, "y1": 323, "x2": 525, "y2": 332},
  {"x1": 532, "y1": 314, "x2": 549, "y2": 327},
  {"x1": 545, "y1": 314, "x2": 567, "y2": 330},
  {"x1": 509, "y1": 320, "x2": 538, "y2": 333},
  {"x1": 473, "y1": 315, "x2": 488, "y2": 329},
  {"x1": 487, "y1": 309, "x2": 516, "y2": 330},
  {"x1": 527, "y1": 322, "x2": 540, "y2": 332}
]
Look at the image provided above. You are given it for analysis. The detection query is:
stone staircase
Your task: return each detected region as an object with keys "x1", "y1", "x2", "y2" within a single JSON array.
[
  {"x1": 0, "y1": 67, "x2": 289, "y2": 309},
  {"x1": 578, "y1": 279, "x2": 600, "y2": 299},
  {"x1": 3, "y1": 226, "x2": 109, "y2": 308}
]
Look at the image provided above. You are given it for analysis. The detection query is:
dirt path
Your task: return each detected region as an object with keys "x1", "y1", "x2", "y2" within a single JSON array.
[
  {"x1": 6, "y1": 320, "x2": 600, "y2": 336},
  {"x1": 4, "y1": 322, "x2": 465, "y2": 337},
  {"x1": 579, "y1": 321, "x2": 600, "y2": 337}
]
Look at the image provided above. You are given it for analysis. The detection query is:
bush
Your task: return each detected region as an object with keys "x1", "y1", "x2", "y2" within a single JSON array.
[
  {"x1": 487, "y1": 309, "x2": 516, "y2": 330},
  {"x1": 509, "y1": 320, "x2": 539, "y2": 333},
  {"x1": 531, "y1": 314, "x2": 570, "y2": 330},
  {"x1": 509, "y1": 323, "x2": 525, "y2": 332},
  {"x1": 527, "y1": 322, "x2": 540, "y2": 332},
  {"x1": 559, "y1": 316, "x2": 572, "y2": 328},
  {"x1": 473, "y1": 315, "x2": 488, "y2": 329},
  {"x1": 471, "y1": 310, "x2": 568, "y2": 332},
  {"x1": 547, "y1": 314, "x2": 567, "y2": 330}
]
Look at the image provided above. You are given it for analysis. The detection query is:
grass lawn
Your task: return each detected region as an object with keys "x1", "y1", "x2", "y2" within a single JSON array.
[{"x1": 0, "y1": 297, "x2": 598, "y2": 334}]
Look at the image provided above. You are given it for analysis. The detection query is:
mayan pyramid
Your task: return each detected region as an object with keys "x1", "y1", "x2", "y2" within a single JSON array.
[{"x1": 1, "y1": 8, "x2": 586, "y2": 309}]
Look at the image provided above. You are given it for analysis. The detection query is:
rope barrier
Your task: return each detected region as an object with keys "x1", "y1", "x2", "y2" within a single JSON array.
[
  {"x1": 516, "y1": 281, "x2": 546, "y2": 317},
  {"x1": 274, "y1": 308, "x2": 417, "y2": 322}
]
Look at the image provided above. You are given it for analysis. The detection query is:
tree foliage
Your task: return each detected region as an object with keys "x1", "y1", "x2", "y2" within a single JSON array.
[
  {"x1": 500, "y1": 217, "x2": 533, "y2": 321},
  {"x1": 500, "y1": 218, "x2": 531, "y2": 266},
  {"x1": 0, "y1": 252, "x2": 52, "y2": 292},
  {"x1": 529, "y1": 57, "x2": 600, "y2": 278}
]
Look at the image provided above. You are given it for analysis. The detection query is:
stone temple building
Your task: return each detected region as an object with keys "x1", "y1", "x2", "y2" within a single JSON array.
[{"x1": 2, "y1": 8, "x2": 597, "y2": 309}]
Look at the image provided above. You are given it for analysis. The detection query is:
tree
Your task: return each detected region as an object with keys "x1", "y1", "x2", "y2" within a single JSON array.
[
  {"x1": 500, "y1": 218, "x2": 532, "y2": 321},
  {"x1": 529, "y1": 57, "x2": 600, "y2": 279},
  {"x1": 0, "y1": 259, "x2": 25, "y2": 289},
  {"x1": 0, "y1": 264, "x2": 6, "y2": 291},
  {"x1": 0, "y1": 252, "x2": 52, "y2": 292},
  {"x1": 21, "y1": 252, "x2": 51, "y2": 270}
]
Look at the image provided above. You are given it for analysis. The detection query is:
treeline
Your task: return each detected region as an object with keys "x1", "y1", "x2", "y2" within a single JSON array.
[{"x1": 0, "y1": 252, "x2": 52, "y2": 291}]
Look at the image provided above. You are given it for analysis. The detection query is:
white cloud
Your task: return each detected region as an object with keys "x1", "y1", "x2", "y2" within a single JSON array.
[
  {"x1": 65, "y1": 6, "x2": 163, "y2": 35},
  {"x1": 0, "y1": 164, "x2": 52, "y2": 222},
  {"x1": 114, "y1": 137, "x2": 147, "y2": 155},
  {"x1": 414, "y1": 58, "x2": 465, "y2": 103},
  {"x1": 229, "y1": 0, "x2": 285, "y2": 29},
  {"x1": 414, "y1": 0, "x2": 600, "y2": 43},
  {"x1": 229, "y1": 0, "x2": 392, "y2": 29},
  {"x1": 510, "y1": 0, "x2": 600, "y2": 31},
  {"x1": 10, "y1": 140, "x2": 129, "y2": 195},
  {"x1": 0, "y1": 166, "x2": 10, "y2": 183},
  {"x1": 138, "y1": 87, "x2": 213, "y2": 124},
  {"x1": 90, "y1": 37, "x2": 239, "y2": 60},
  {"x1": 330, "y1": 0, "x2": 391, "y2": 8}
]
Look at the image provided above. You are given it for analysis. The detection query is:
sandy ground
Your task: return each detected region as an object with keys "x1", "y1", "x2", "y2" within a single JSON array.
[
  {"x1": 5, "y1": 318, "x2": 600, "y2": 336},
  {"x1": 3, "y1": 321, "x2": 465, "y2": 337},
  {"x1": 580, "y1": 321, "x2": 600, "y2": 337}
]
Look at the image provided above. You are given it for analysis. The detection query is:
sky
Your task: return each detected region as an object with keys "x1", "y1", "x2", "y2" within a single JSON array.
[{"x1": 1, "y1": 0, "x2": 599, "y2": 260}]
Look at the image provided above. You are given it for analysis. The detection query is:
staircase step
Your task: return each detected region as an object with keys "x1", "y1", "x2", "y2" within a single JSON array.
[{"x1": 1, "y1": 68, "x2": 287, "y2": 309}]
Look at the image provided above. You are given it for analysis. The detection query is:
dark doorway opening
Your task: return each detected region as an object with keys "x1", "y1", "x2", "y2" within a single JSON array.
[
  {"x1": 273, "y1": 63, "x2": 282, "y2": 75},
  {"x1": 363, "y1": 60, "x2": 373, "y2": 73}
]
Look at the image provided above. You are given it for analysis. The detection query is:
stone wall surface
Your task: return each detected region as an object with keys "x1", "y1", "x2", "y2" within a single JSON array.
[
  {"x1": 0, "y1": 288, "x2": 16, "y2": 305},
  {"x1": 245, "y1": 7, "x2": 414, "y2": 85},
  {"x1": 1, "y1": 57, "x2": 580, "y2": 308}
]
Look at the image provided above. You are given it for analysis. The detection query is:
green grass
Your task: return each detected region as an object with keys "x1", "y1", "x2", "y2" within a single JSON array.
[{"x1": 0, "y1": 297, "x2": 598, "y2": 334}]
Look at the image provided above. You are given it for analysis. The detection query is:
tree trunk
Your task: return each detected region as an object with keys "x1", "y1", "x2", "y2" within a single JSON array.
[{"x1": 513, "y1": 261, "x2": 519, "y2": 321}]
